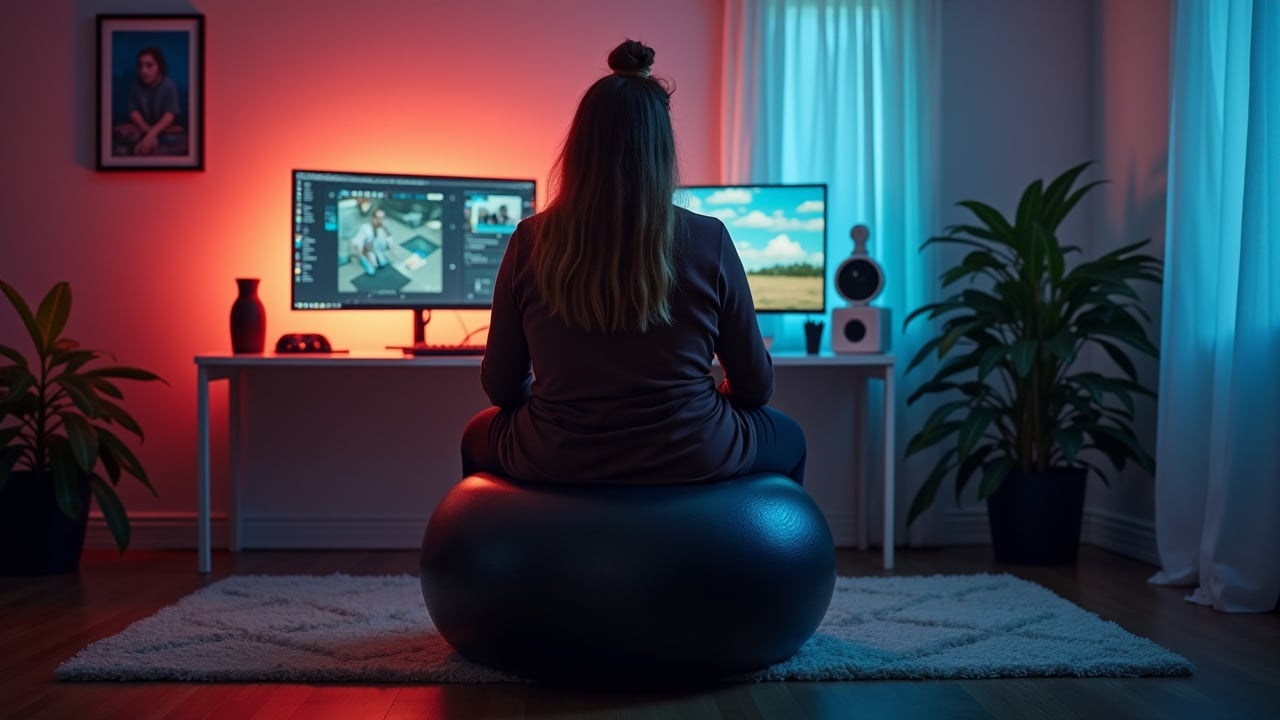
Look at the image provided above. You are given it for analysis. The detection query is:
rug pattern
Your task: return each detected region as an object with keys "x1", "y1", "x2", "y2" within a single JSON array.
[{"x1": 55, "y1": 573, "x2": 1193, "y2": 682}]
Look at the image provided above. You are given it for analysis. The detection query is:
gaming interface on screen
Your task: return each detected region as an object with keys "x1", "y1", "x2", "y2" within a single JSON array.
[
  {"x1": 292, "y1": 170, "x2": 536, "y2": 310},
  {"x1": 674, "y1": 184, "x2": 827, "y2": 313}
]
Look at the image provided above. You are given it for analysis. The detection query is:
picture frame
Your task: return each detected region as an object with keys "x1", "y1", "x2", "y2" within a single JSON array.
[{"x1": 96, "y1": 14, "x2": 204, "y2": 170}]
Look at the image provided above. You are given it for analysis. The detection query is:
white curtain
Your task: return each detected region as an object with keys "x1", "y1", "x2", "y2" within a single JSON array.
[
  {"x1": 1150, "y1": 0, "x2": 1280, "y2": 612},
  {"x1": 721, "y1": 0, "x2": 943, "y2": 545}
]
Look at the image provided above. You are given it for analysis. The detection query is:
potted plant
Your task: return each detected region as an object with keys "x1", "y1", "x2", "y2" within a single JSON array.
[
  {"x1": 0, "y1": 279, "x2": 166, "y2": 575},
  {"x1": 902, "y1": 162, "x2": 1162, "y2": 564}
]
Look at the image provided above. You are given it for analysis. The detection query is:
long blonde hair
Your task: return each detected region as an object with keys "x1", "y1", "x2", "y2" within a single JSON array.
[{"x1": 534, "y1": 40, "x2": 678, "y2": 333}]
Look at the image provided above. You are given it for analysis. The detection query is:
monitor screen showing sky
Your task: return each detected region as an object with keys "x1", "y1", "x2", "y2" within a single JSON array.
[{"x1": 675, "y1": 184, "x2": 826, "y2": 313}]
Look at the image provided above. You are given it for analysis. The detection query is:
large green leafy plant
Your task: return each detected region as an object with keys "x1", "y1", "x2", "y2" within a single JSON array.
[
  {"x1": 903, "y1": 162, "x2": 1162, "y2": 523},
  {"x1": 0, "y1": 279, "x2": 166, "y2": 551}
]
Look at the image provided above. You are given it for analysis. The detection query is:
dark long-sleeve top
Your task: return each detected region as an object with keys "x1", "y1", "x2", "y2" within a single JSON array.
[{"x1": 480, "y1": 206, "x2": 775, "y2": 485}]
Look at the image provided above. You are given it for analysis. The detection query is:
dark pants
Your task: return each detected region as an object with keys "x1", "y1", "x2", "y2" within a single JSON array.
[{"x1": 460, "y1": 405, "x2": 807, "y2": 485}]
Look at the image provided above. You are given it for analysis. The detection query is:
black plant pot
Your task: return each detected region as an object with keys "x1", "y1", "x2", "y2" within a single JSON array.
[
  {"x1": 986, "y1": 468, "x2": 1086, "y2": 566},
  {"x1": 0, "y1": 471, "x2": 91, "y2": 576}
]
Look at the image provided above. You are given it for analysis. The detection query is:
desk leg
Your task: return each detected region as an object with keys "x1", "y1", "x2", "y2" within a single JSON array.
[
  {"x1": 854, "y1": 369, "x2": 869, "y2": 551},
  {"x1": 882, "y1": 364, "x2": 895, "y2": 570},
  {"x1": 228, "y1": 371, "x2": 243, "y2": 553},
  {"x1": 196, "y1": 365, "x2": 212, "y2": 574}
]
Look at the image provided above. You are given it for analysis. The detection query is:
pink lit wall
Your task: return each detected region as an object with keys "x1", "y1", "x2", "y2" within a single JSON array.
[{"x1": 0, "y1": 0, "x2": 724, "y2": 531}]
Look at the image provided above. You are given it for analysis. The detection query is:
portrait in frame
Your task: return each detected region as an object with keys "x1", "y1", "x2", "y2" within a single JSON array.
[{"x1": 96, "y1": 14, "x2": 204, "y2": 170}]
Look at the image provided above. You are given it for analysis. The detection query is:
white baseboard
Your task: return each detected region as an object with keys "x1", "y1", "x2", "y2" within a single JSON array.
[
  {"x1": 1080, "y1": 506, "x2": 1159, "y2": 566},
  {"x1": 85, "y1": 508, "x2": 1157, "y2": 565},
  {"x1": 86, "y1": 512, "x2": 428, "y2": 551},
  {"x1": 826, "y1": 514, "x2": 859, "y2": 549},
  {"x1": 943, "y1": 506, "x2": 1157, "y2": 565},
  {"x1": 943, "y1": 508, "x2": 992, "y2": 545},
  {"x1": 84, "y1": 512, "x2": 228, "y2": 550},
  {"x1": 238, "y1": 514, "x2": 427, "y2": 549}
]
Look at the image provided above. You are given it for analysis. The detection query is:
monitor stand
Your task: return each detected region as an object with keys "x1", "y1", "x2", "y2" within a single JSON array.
[{"x1": 387, "y1": 308, "x2": 434, "y2": 355}]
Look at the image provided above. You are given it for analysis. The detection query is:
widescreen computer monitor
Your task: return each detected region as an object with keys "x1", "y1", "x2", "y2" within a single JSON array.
[
  {"x1": 674, "y1": 183, "x2": 827, "y2": 314},
  {"x1": 291, "y1": 169, "x2": 536, "y2": 346}
]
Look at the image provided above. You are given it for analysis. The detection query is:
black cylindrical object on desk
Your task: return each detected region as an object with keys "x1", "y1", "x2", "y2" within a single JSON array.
[{"x1": 230, "y1": 278, "x2": 266, "y2": 354}]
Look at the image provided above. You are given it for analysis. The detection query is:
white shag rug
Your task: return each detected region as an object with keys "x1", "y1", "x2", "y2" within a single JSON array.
[{"x1": 55, "y1": 573, "x2": 1192, "y2": 682}]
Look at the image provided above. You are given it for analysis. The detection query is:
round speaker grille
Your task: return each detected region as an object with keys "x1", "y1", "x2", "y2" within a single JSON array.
[
  {"x1": 835, "y1": 257, "x2": 883, "y2": 304},
  {"x1": 843, "y1": 318, "x2": 867, "y2": 343}
]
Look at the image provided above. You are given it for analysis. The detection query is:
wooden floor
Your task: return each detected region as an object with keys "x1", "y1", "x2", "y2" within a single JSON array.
[{"x1": 2, "y1": 545, "x2": 1277, "y2": 720}]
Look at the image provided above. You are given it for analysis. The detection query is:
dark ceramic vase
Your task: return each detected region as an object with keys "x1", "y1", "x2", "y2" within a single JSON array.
[
  {"x1": 230, "y1": 278, "x2": 266, "y2": 353},
  {"x1": 0, "y1": 471, "x2": 91, "y2": 575}
]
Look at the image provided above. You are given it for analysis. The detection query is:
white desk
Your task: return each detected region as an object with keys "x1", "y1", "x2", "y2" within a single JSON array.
[{"x1": 195, "y1": 351, "x2": 896, "y2": 573}]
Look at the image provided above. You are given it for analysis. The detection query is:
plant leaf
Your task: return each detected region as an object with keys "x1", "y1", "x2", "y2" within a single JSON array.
[
  {"x1": 977, "y1": 345, "x2": 1009, "y2": 381},
  {"x1": 90, "y1": 474, "x2": 131, "y2": 553},
  {"x1": 1052, "y1": 425, "x2": 1084, "y2": 465},
  {"x1": 0, "y1": 343, "x2": 27, "y2": 368},
  {"x1": 59, "y1": 413, "x2": 99, "y2": 474},
  {"x1": 1010, "y1": 340, "x2": 1038, "y2": 378},
  {"x1": 80, "y1": 366, "x2": 167, "y2": 384},
  {"x1": 96, "y1": 397, "x2": 146, "y2": 440},
  {"x1": 1050, "y1": 179, "x2": 1107, "y2": 231},
  {"x1": 49, "y1": 437, "x2": 84, "y2": 521},
  {"x1": 1015, "y1": 180, "x2": 1044, "y2": 246},
  {"x1": 1095, "y1": 339, "x2": 1140, "y2": 382},
  {"x1": 97, "y1": 434, "x2": 122, "y2": 485},
  {"x1": 907, "y1": 379, "x2": 959, "y2": 406},
  {"x1": 87, "y1": 376, "x2": 125, "y2": 399},
  {"x1": 906, "y1": 448, "x2": 958, "y2": 525},
  {"x1": 956, "y1": 201, "x2": 1016, "y2": 246},
  {"x1": 904, "y1": 298, "x2": 965, "y2": 328},
  {"x1": 954, "y1": 445, "x2": 994, "y2": 501},
  {"x1": 1045, "y1": 331, "x2": 1077, "y2": 365},
  {"x1": 1041, "y1": 161, "x2": 1093, "y2": 228},
  {"x1": 939, "y1": 320, "x2": 986, "y2": 357},
  {"x1": 905, "y1": 421, "x2": 964, "y2": 458},
  {"x1": 906, "y1": 335, "x2": 944, "y2": 373},
  {"x1": 34, "y1": 283, "x2": 73, "y2": 354},
  {"x1": 54, "y1": 375, "x2": 102, "y2": 418},
  {"x1": 957, "y1": 407, "x2": 998, "y2": 460},
  {"x1": 0, "y1": 279, "x2": 45, "y2": 358},
  {"x1": 96, "y1": 428, "x2": 157, "y2": 495},
  {"x1": 976, "y1": 459, "x2": 1013, "y2": 500}
]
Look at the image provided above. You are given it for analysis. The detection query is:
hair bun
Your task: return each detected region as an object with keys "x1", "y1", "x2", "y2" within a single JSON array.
[{"x1": 608, "y1": 39, "x2": 655, "y2": 76}]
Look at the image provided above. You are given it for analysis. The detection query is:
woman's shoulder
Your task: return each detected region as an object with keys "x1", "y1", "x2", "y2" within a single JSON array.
[
  {"x1": 513, "y1": 211, "x2": 545, "y2": 242},
  {"x1": 670, "y1": 204, "x2": 732, "y2": 271},
  {"x1": 674, "y1": 204, "x2": 726, "y2": 235},
  {"x1": 507, "y1": 212, "x2": 546, "y2": 259},
  {"x1": 670, "y1": 204, "x2": 732, "y2": 249}
]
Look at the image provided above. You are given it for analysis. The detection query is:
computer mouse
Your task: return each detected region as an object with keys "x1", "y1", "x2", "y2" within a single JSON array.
[{"x1": 275, "y1": 333, "x2": 332, "y2": 353}]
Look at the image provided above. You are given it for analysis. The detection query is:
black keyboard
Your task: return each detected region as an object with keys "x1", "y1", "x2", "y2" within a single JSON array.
[{"x1": 402, "y1": 344, "x2": 485, "y2": 357}]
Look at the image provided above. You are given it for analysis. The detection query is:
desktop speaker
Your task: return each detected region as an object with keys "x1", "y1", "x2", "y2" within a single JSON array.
[
  {"x1": 832, "y1": 224, "x2": 889, "y2": 354},
  {"x1": 831, "y1": 306, "x2": 889, "y2": 354},
  {"x1": 834, "y1": 224, "x2": 884, "y2": 306},
  {"x1": 275, "y1": 333, "x2": 332, "y2": 353}
]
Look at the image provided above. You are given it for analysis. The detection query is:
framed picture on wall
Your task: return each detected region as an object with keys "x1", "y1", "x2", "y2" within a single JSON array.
[{"x1": 96, "y1": 14, "x2": 204, "y2": 170}]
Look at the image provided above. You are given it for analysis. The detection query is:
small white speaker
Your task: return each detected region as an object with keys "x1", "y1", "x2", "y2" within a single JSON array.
[
  {"x1": 831, "y1": 224, "x2": 888, "y2": 354},
  {"x1": 832, "y1": 306, "x2": 890, "y2": 353}
]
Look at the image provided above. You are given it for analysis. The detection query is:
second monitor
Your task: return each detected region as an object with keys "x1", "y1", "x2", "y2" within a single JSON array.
[{"x1": 675, "y1": 183, "x2": 827, "y2": 314}]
